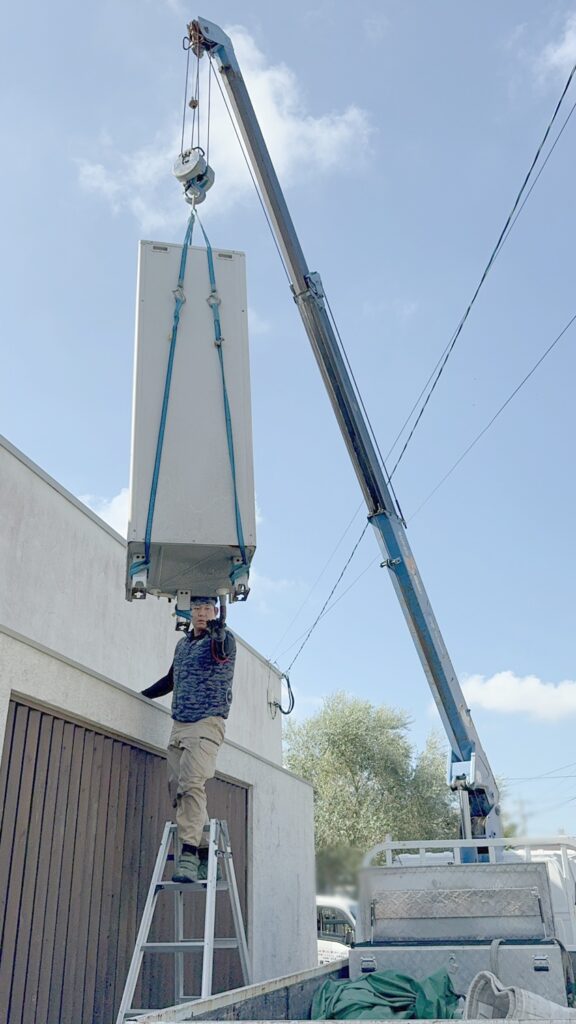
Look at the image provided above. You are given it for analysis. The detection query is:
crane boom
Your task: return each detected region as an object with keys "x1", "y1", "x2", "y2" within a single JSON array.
[{"x1": 191, "y1": 17, "x2": 501, "y2": 842}]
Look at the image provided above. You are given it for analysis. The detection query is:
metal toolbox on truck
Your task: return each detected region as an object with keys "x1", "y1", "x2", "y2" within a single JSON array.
[
  {"x1": 349, "y1": 861, "x2": 569, "y2": 1005},
  {"x1": 355, "y1": 862, "x2": 557, "y2": 944},
  {"x1": 349, "y1": 940, "x2": 568, "y2": 1005}
]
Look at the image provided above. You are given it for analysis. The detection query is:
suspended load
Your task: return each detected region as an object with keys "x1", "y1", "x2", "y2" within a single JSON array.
[{"x1": 126, "y1": 227, "x2": 256, "y2": 621}]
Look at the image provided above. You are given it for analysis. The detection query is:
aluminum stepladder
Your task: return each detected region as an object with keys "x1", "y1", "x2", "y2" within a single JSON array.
[{"x1": 115, "y1": 818, "x2": 250, "y2": 1023}]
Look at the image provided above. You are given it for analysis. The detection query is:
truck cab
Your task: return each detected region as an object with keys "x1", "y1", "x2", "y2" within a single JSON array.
[{"x1": 316, "y1": 895, "x2": 356, "y2": 964}]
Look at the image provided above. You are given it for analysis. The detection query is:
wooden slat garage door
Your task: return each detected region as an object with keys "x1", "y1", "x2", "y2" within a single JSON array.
[{"x1": 0, "y1": 699, "x2": 248, "y2": 1024}]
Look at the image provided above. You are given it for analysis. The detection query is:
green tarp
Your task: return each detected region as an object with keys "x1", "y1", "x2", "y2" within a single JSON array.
[{"x1": 311, "y1": 967, "x2": 460, "y2": 1020}]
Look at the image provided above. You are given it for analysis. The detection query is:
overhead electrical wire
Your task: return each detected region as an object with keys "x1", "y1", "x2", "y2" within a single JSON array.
[
  {"x1": 386, "y1": 58, "x2": 576, "y2": 481},
  {"x1": 282, "y1": 522, "x2": 370, "y2": 674},
  {"x1": 268, "y1": 500, "x2": 364, "y2": 661},
  {"x1": 408, "y1": 311, "x2": 576, "y2": 521},
  {"x1": 276, "y1": 553, "x2": 379, "y2": 661}
]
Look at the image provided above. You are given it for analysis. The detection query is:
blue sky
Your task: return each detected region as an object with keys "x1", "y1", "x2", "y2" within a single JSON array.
[{"x1": 3, "y1": 1, "x2": 576, "y2": 836}]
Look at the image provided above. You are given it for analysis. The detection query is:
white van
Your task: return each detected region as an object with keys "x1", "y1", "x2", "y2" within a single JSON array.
[{"x1": 316, "y1": 895, "x2": 356, "y2": 964}]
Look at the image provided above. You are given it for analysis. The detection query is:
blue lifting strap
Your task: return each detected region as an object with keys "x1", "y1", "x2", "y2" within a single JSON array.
[
  {"x1": 197, "y1": 214, "x2": 250, "y2": 582},
  {"x1": 129, "y1": 213, "x2": 196, "y2": 578}
]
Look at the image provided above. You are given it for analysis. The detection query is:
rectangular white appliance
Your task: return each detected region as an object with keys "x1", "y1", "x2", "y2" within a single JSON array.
[{"x1": 126, "y1": 239, "x2": 256, "y2": 602}]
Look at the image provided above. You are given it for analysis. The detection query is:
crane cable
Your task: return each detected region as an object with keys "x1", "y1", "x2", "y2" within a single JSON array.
[{"x1": 386, "y1": 58, "x2": 576, "y2": 482}]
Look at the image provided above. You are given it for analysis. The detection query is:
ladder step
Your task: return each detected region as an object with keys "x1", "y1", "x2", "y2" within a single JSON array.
[
  {"x1": 142, "y1": 939, "x2": 239, "y2": 952},
  {"x1": 156, "y1": 880, "x2": 229, "y2": 892}
]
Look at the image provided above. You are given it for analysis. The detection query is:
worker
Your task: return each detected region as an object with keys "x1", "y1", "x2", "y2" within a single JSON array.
[{"x1": 141, "y1": 596, "x2": 236, "y2": 882}]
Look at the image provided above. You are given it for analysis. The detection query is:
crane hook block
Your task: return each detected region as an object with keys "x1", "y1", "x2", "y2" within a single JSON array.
[{"x1": 173, "y1": 148, "x2": 215, "y2": 205}]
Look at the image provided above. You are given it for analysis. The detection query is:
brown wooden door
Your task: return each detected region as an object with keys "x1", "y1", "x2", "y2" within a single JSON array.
[{"x1": 0, "y1": 700, "x2": 248, "y2": 1024}]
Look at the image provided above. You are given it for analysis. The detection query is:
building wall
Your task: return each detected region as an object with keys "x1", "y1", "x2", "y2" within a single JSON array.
[
  {"x1": 0, "y1": 435, "x2": 318, "y2": 1016},
  {"x1": 0, "y1": 435, "x2": 280, "y2": 764},
  {"x1": 0, "y1": 698, "x2": 249, "y2": 1024}
]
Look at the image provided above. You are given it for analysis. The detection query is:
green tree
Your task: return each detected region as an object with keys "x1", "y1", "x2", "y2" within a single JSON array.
[{"x1": 284, "y1": 692, "x2": 458, "y2": 890}]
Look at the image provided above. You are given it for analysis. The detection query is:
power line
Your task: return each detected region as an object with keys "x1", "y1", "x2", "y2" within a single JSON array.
[
  {"x1": 283, "y1": 522, "x2": 370, "y2": 674},
  {"x1": 408, "y1": 311, "x2": 576, "y2": 521},
  {"x1": 276, "y1": 554, "x2": 379, "y2": 660},
  {"x1": 506, "y1": 760, "x2": 576, "y2": 781},
  {"x1": 386, "y1": 59, "x2": 576, "y2": 480},
  {"x1": 268, "y1": 501, "x2": 364, "y2": 661}
]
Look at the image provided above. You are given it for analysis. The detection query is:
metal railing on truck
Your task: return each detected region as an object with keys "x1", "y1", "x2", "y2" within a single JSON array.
[{"x1": 362, "y1": 836, "x2": 576, "y2": 949}]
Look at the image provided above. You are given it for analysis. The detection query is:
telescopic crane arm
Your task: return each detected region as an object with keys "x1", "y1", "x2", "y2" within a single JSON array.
[{"x1": 190, "y1": 17, "x2": 502, "y2": 843}]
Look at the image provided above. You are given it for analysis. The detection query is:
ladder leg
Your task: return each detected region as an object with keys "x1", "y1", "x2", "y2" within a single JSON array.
[
  {"x1": 115, "y1": 822, "x2": 175, "y2": 1024},
  {"x1": 200, "y1": 818, "x2": 219, "y2": 998},
  {"x1": 220, "y1": 819, "x2": 251, "y2": 986},
  {"x1": 174, "y1": 889, "x2": 184, "y2": 1003}
]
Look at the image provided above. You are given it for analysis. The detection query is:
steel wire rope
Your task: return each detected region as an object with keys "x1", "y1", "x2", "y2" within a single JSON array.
[
  {"x1": 208, "y1": 55, "x2": 292, "y2": 285},
  {"x1": 385, "y1": 60, "x2": 576, "y2": 480},
  {"x1": 206, "y1": 56, "x2": 213, "y2": 165},
  {"x1": 191, "y1": 51, "x2": 201, "y2": 150},
  {"x1": 407, "y1": 311, "x2": 576, "y2": 522},
  {"x1": 180, "y1": 36, "x2": 191, "y2": 155}
]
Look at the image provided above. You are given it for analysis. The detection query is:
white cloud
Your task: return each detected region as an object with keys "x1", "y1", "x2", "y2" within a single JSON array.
[
  {"x1": 80, "y1": 487, "x2": 130, "y2": 537},
  {"x1": 77, "y1": 25, "x2": 371, "y2": 232},
  {"x1": 248, "y1": 307, "x2": 271, "y2": 336},
  {"x1": 538, "y1": 14, "x2": 576, "y2": 78},
  {"x1": 362, "y1": 296, "x2": 418, "y2": 324},
  {"x1": 462, "y1": 670, "x2": 576, "y2": 722},
  {"x1": 363, "y1": 15, "x2": 388, "y2": 45},
  {"x1": 248, "y1": 565, "x2": 298, "y2": 614},
  {"x1": 255, "y1": 496, "x2": 264, "y2": 526}
]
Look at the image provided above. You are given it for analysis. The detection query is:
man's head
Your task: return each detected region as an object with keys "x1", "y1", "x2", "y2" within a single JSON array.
[{"x1": 191, "y1": 597, "x2": 218, "y2": 633}]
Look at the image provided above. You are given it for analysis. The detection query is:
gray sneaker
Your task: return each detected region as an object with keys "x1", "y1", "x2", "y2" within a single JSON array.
[
  {"x1": 197, "y1": 855, "x2": 223, "y2": 881},
  {"x1": 172, "y1": 849, "x2": 200, "y2": 883}
]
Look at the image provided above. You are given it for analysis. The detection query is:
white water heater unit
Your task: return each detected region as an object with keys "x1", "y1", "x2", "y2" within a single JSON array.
[{"x1": 126, "y1": 239, "x2": 256, "y2": 606}]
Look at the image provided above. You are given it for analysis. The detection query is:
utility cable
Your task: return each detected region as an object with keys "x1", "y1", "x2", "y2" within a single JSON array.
[
  {"x1": 386, "y1": 59, "x2": 576, "y2": 480},
  {"x1": 283, "y1": 522, "x2": 370, "y2": 673},
  {"x1": 268, "y1": 500, "x2": 364, "y2": 661},
  {"x1": 408, "y1": 311, "x2": 576, "y2": 522},
  {"x1": 507, "y1": 759, "x2": 576, "y2": 781},
  {"x1": 276, "y1": 554, "x2": 379, "y2": 660}
]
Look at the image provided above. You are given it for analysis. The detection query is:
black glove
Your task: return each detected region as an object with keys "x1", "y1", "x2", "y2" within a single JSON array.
[{"x1": 206, "y1": 619, "x2": 227, "y2": 644}]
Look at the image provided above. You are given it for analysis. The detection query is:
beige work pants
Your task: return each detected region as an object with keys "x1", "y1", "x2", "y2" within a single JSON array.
[{"x1": 167, "y1": 716, "x2": 226, "y2": 847}]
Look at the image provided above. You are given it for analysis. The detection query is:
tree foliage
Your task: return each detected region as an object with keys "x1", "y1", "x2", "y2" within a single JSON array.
[{"x1": 284, "y1": 692, "x2": 459, "y2": 889}]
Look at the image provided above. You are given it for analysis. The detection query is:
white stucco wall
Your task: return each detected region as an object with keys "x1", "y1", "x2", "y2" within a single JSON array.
[
  {"x1": 0, "y1": 630, "x2": 317, "y2": 980},
  {"x1": 0, "y1": 435, "x2": 281, "y2": 763},
  {"x1": 0, "y1": 435, "x2": 318, "y2": 980}
]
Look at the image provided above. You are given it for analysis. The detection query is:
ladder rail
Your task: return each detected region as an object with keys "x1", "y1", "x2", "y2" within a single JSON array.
[
  {"x1": 116, "y1": 818, "x2": 250, "y2": 1021},
  {"x1": 115, "y1": 821, "x2": 175, "y2": 1024},
  {"x1": 201, "y1": 818, "x2": 219, "y2": 998},
  {"x1": 220, "y1": 819, "x2": 251, "y2": 985}
]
